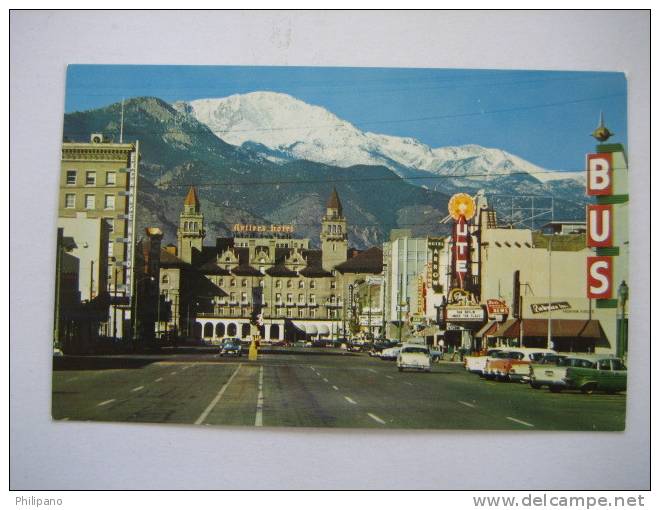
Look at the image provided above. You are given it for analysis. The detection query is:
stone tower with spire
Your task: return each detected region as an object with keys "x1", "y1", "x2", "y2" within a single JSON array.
[
  {"x1": 320, "y1": 188, "x2": 348, "y2": 271},
  {"x1": 177, "y1": 186, "x2": 206, "y2": 264}
]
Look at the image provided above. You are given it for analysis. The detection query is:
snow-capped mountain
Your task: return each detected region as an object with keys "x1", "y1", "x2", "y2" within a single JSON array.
[{"x1": 177, "y1": 91, "x2": 585, "y2": 187}]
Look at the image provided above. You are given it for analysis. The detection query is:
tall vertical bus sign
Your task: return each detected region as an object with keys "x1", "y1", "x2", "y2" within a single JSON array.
[{"x1": 586, "y1": 152, "x2": 614, "y2": 299}]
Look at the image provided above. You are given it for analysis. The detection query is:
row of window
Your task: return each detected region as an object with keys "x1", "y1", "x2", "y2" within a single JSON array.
[
  {"x1": 213, "y1": 308, "x2": 337, "y2": 319},
  {"x1": 65, "y1": 193, "x2": 116, "y2": 210},
  {"x1": 215, "y1": 293, "x2": 339, "y2": 306},
  {"x1": 212, "y1": 277, "x2": 336, "y2": 290},
  {"x1": 66, "y1": 170, "x2": 117, "y2": 186}
]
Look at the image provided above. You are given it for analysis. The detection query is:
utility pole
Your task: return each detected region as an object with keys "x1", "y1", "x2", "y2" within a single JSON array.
[
  {"x1": 368, "y1": 283, "x2": 372, "y2": 340},
  {"x1": 397, "y1": 274, "x2": 403, "y2": 345}
]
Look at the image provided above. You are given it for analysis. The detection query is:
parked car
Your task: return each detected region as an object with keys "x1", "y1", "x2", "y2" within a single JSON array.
[
  {"x1": 563, "y1": 356, "x2": 627, "y2": 394},
  {"x1": 219, "y1": 339, "x2": 242, "y2": 357},
  {"x1": 369, "y1": 339, "x2": 397, "y2": 357},
  {"x1": 484, "y1": 348, "x2": 557, "y2": 382},
  {"x1": 397, "y1": 344, "x2": 432, "y2": 372},
  {"x1": 464, "y1": 349, "x2": 503, "y2": 375},
  {"x1": 528, "y1": 355, "x2": 592, "y2": 390},
  {"x1": 379, "y1": 345, "x2": 402, "y2": 361}
]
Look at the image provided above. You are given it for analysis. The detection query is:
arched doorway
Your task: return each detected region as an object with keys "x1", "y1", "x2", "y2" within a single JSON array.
[
  {"x1": 270, "y1": 324, "x2": 280, "y2": 340},
  {"x1": 227, "y1": 323, "x2": 237, "y2": 337},
  {"x1": 203, "y1": 323, "x2": 213, "y2": 339},
  {"x1": 193, "y1": 322, "x2": 202, "y2": 339},
  {"x1": 241, "y1": 323, "x2": 250, "y2": 338},
  {"x1": 216, "y1": 323, "x2": 225, "y2": 338}
]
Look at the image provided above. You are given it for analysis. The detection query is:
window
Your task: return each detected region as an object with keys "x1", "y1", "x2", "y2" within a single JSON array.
[
  {"x1": 309, "y1": 294, "x2": 316, "y2": 304},
  {"x1": 218, "y1": 278, "x2": 224, "y2": 287},
  {"x1": 287, "y1": 293, "x2": 293, "y2": 303},
  {"x1": 310, "y1": 280, "x2": 316, "y2": 289},
  {"x1": 275, "y1": 293, "x2": 282, "y2": 304},
  {"x1": 65, "y1": 193, "x2": 75, "y2": 209},
  {"x1": 331, "y1": 281, "x2": 337, "y2": 289},
  {"x1": 310, "y1": 309, "x2": 316, "y2": 318},
  {"x1": 162, "y1": 274, "x2": 169, "y2": 284},
  {"x1": 298, "y1": 280, "x2": 304, "y2": 289},
  {"x1": 286, "y1": 280, "x2": 292, "y2": 288},
  {"x1": 103, "y1": 217, "x2": 114, "y2": 232},
  {"x1": 275, "y1": 280, "x2": 282, "y2": 288},
  {"x1": 230, "y1": 279, "x2": 236, "y2": 287},
  {"x1": 106, "y1": 171, "x2": 116, "y2": 185},
  {"x1": 104, "y1": 194, "x2": 115, "y2": 210},
  {"x1": 298, "y1": 293, "x2": 304, "y2": 304},
  {"x1": 85, "y1": 171, "x2": 96, "y2": 186},
  {"x1": 84, "y1": 194, "x2": 95, "y2": 210},
  {"x1": 230, "y1": 292, "x2": 236, "y2": 303},
  {"x1": 298, "y1": 308, "x2": 305, "y2": 318},
  {"x1": 66, "y1": 170, "x2": 76, "y2": 185},
  {"x1": 107, "y1": 242, "x2": 114, "y2": 257},
  {"x1": 242, "y1": 279, "x2": 248, "y2": 287},
  {"x1": 241, "y1": 292, "x2": 248, "y2": 303}
]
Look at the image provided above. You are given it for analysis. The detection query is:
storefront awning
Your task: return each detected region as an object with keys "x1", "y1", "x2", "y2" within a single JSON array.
[
  {"x1": 476, "y1": 320, "x2": 498, "y2": 338},
  {"x1": 317, "y1": 324, "x2": 330, "y2": 335},
  {"x1": 490, "y1": 319, "x2": 605, "y2": 339}
]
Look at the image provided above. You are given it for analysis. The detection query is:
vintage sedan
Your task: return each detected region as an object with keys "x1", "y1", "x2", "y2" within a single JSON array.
[
  {"x1": 464, "y1": 348, "x2": 504, "y2": 375},
  {"x1": 379, "y1": 345, "x2": 402, "y2": 361},
  {"x1": 529, "y1": 355, "x2": 595, "y2": 391},
  {"x1": 397, "y1": 344, "x2": 432, "y2": 372},
  {"x1": 484, "y1": 348, "x2": 556, "y2": 382},
  {"x1": 563, "y1": 356, "x2": 627, "y2": 394}
]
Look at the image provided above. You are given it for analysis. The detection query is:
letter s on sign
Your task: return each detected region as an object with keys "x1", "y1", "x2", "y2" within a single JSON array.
[{"x1": 587, "y1": 256, "x2": 612, "y2": 299}]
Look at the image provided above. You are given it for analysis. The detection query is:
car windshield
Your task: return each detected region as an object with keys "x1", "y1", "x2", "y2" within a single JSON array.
[
  {"x1": 402, "y1": 347, "x2": 429, "y2": 354},
  {"x1": 560, "y1": 358, "x2": 595, "y2": 368}
]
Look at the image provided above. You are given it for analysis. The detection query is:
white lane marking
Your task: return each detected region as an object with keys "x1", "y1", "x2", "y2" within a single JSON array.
[
  {"x1": 181, "y1": 365, "x2": 191, "y2": 370},
  {"x1": 344, "y1": 396, "x2": 357, "y2": 405},
  {"x1": 67, "y1": 377, "x2": 79, "y2": 382},
  {"x1": 154, "y1": 377, "x2": 163, "y2": 382},
  {"x1": 367, "y1": 413, "x2": 386, "y2": 425},
  {"x1": 404, "y1": 382, "x2": 413, "y2": 386},
  {"x1": 170, "y1": 372, "x2": 178, "y2": 376},
  {"x1": 195, "y1": 364, "x2": 242, "y2": 425},
  {"x1": 60, "y1": 417, "x2": 70, "y2": 421},
  {"x1": 458, "y1": 401, "x2": 476, "y2": 408},
  {"x1": 323, "y1": 378, "x2": 329, "y2": 383},
  {"x1": 97, "y1": 399, "x2": 115, "y2": 407},
  {"x1": 507, "y1": 416, "x2": 534, "y2": 428},
  {"x1": 255, "y1": 366, "x2": 264, "y2": 427},
  {"x1": 332, "y1": 385, "x2": 339, "y2": 391},
  {"x1": 367, "y1": 368, "x2": 377, "y2": 374},
  {"x1": 310, "y1": 366, "x2": 316, "y2": 372},
  {"x1": 386, "y1": 375, "x2": 394, "y2": 380},
  {"x1": 131, "y1": 386, "x2": 144, "y2": 392}
]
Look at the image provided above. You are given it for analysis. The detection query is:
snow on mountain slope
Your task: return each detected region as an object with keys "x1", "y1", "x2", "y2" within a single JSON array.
[{"x1": 181, "y1": 91, "x2": 584, "y2": 185}]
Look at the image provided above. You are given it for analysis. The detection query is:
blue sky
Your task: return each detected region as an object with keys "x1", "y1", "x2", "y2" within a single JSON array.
[{"x1": 65, "y1": 65, "x2": 627, "y2": 171}]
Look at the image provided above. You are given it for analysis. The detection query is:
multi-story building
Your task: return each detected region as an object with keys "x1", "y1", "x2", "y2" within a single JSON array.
[
  {"x1": 161, "y1": 187, "x2": 383, "y2": 343},
  {"x1": 59, "y1": 133, "x2": 140, "y2": 339}
]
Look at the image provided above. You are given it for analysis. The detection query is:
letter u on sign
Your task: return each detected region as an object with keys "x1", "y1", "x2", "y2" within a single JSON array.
[
  {"x1": 587, "y1": 256, "x2": 613, "y2": 299},
  {"x1": 587, "y1": 153, "x2": 613, "y2": 195},
  {"x1": 587, "y1": 204, "x2": 613, "y2": 247}
]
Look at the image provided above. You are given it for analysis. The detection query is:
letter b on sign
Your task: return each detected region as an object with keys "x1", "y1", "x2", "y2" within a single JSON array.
[
  {"x1": 587, "y1": 256, "x2": 613, "y2": 299},
  {"x1": 587, "y1": 153, "x2": 612, "y2": 195}
]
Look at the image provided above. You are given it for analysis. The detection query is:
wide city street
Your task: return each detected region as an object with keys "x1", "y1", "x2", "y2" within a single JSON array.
[{"x1": 52, "y1": 350, "x2": 626, "y2": 431}]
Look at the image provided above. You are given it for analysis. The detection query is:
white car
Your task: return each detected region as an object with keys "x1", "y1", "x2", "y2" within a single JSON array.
[
  {"x1": 379, "y1": 345, "x2": 401, "y2": 361},
  {"x1": 397, "y1": 344, "x2": 432, "y2": 372}
]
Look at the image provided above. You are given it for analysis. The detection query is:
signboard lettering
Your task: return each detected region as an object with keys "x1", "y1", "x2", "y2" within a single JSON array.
[
  {"x1": 486, "y1": 298, "x2": 509, "y2": 316},
  {"x1": 427, "y1": 238, "x2": 444, "y2": 293},
  {"x1": 232, "y1": 223, "x2": 295, "y2": 234},
  {"x1": 587, "y1": 204, "x2": 613, "y2": 247},
  {"x1": 587, "y1": 153, "x2": 612, "y2": 195},
  {"x1": 445, "y1": 306, "x2": 485, "y2": 322},
  {"x1": 587, "y1": 256, "x2": 613, "y2": 299},
  {"x1": 530, "y1": 301, "x2": 571, "y2": 314}
]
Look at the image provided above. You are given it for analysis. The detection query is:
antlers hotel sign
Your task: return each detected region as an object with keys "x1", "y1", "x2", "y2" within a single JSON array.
[{"x1": 232, "y1": 223, "x2": 295, "y2": 234}]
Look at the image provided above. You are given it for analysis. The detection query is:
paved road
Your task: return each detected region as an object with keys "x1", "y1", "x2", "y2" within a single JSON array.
[{"x1": 52, "y1": 352, "x2": 626, "y2": 430}]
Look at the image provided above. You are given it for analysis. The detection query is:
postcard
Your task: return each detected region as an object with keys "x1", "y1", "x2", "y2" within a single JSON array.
[{"x1": 52, "y1": 65, "x2": 629, "y2": 430}]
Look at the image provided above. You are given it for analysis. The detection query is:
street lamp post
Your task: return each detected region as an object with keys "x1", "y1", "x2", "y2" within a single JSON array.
[{"x1": 617, "y1": 280, "x2": 629, "y2": 360}]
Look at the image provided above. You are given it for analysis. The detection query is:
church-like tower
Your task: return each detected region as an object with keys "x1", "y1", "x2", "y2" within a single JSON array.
[
  {"x1": 320, "y1": 188, "x2": 348, "y2": 271},
  {"x1": 177, "y1": 186, "x2": 206, "y2": 264}
]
